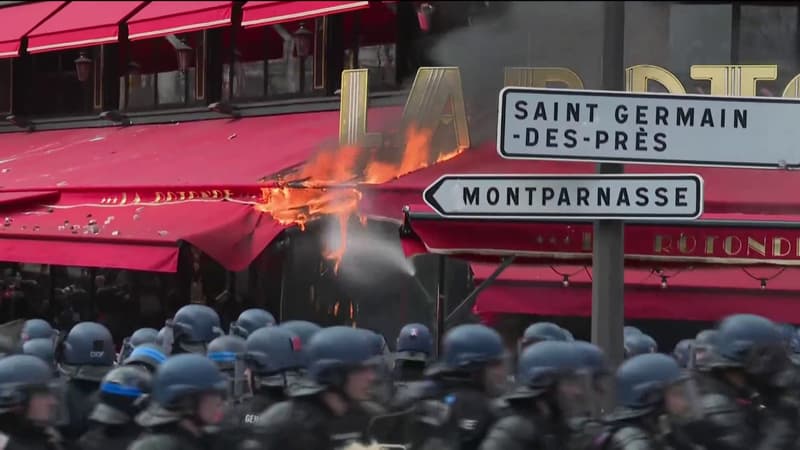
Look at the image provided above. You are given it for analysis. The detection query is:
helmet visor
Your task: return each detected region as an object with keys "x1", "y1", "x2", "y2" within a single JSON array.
[
  {"x1": 556, "y1": 371, "x2": 598, "y2": 419},
  {"x1": 664, "y1": 377, "x2": 704, "y2": 421}
]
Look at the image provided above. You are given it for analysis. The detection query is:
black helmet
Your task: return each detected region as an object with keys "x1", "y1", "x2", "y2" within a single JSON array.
[
  {"x1": 166, "y1": 304, "x2": 223, "y2": 354},
  {"x1": 91, "y1": 365, "x2": 152, "y2": 425},
  {"x1": 21, "y1": 318, "x2": 55, "y2": 342},
  {"x1": 59, "y1": 321, "x2": 115, "y2": 382},
  {"x1": 0, "y1": 354, "x2": 56, "y2": 414},
  {"x1": 614, "y1": 353, "x2": 690, "y2": 420},
  {"x1": 123, "y1": 343, "x2": 168, "y2": 374},
  {"x1": 709, "y1": 314, "x2": 787, "y2": 376},
  {"x1": 119, "y1": 328, "x2": 159, "y2": 363},
  {"x1": 229, "y1": 308, "x2": 275, "y2": 338}
]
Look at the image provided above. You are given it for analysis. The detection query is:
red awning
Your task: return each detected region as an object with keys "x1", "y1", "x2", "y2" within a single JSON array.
[
  {"x1": 469, "y1": 264, "x2": 800, "y2": 323},
  {"x1": 27, "y1": 1, "x2": 143, "y2": 54},
  {"x1": 127, "y1": 1, "x2": 233, "y2": 41},
  {"x1": 0, "y1": 107, "x2": 398, "y2": 272},
  {"x1": 0, "y1": 1, "x2": 64, "y2": 58},
  {"x1": 242, "y1": 1, "x2": 370, "y2": 28}
]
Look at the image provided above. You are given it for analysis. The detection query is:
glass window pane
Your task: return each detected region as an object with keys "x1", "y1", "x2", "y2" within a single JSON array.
[
  {"x1": 0, "y1": 59, "x2": 10, "y2": 113},
  {"x1": 739, "y1": 5, "x2": 799, "y2": 97}
]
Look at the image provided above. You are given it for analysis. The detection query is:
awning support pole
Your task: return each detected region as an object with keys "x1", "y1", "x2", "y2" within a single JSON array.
[
  {"x1": 434, "y1": 255, "x2": 446, "y2": 357},
  {"x1": 445, "y1": 256, "x2": 516, "y2": 325},
  {"x1": 594, "y1": 0, "x2": 626, "y2": 412}
]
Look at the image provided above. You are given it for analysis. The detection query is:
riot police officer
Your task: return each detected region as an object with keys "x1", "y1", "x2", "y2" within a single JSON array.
[
  {"x1": 410, "y1": 324, "x2": 508, "y2": 450},
  {"x1": 0, "y1": 354, "x2": 63, "y2": 450},
  {"x1": 206, "y1": 335, "x2": 249, "y2": 401},
  {"x1": 278, "y1": 320, "x2": 321, "y2": 369},
  {"x1": 624, "y1": 326, "x2": 643, "y2": 337},
  {"x1": 690, "y1": 329, "x2": 717, "y2": 370},
  {"x1": 21, "y1": 319, "x2": 56, "y2": 343},
  {"x1": 162, "y1": 304, "x2": 223, "y2": 355},
  {"x1": 480, "y1": 341, "x2": 593, "y2": 450},
  {"x1": 394, "y1": 323, "x2": 433, "y2": 383},
  {"x1": 122, "y1": 343, "x2": 167, "y2": 374},
  {"x1": 241, "y1": 326, "x2": 305, "y2": 418},
  {"x1": 518, "y1": 322, "x2": 568, "y2": 352},
  {"x1": 247, "y1": 326, "x2": 379, "y2": 450},
  {"x1": 680, "y1": 314, "x2": 799, "y2": 450},
  {"x1": 229, "y1": 308, "x2": 275, "y2": 339},
  {"x1": 131, "y1": 354, "x2": 229, "y2": 450},
  {"x1": 56, "y1": 321, "x2": 116, "y2": 443},
  {"x1": 565, "y1": 341, "x2": 610, "y2": 450},
  {"x1": 672, "y1": 339, "x2": 694, "y2": 369},
  {"x1": 23, "y1": 338, "x2": 57, "y2": 374},
  {"x1": 624, "y1": 333, "x2": 657, "y2": 358},
  {"x1": 601, "y1": 353, "x2": 700, "y2": 450},
  {"x1": 78, "y1": 366, "x2": 152, "y2": 450},
  {"x1": 118, "y1": 328, "x2": 159, "y2": 364}
]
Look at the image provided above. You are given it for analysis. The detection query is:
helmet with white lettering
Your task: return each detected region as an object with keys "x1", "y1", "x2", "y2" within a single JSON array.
[{"x1": 58, "y1": 321, "x2": 115, "y2": 382}]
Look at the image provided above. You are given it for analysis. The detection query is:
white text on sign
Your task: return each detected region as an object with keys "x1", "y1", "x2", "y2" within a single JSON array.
[
  {"x1": 423, "y1": 174, "x2": 704, "y2": 221},
  {"x1": 498, "y1": 87, "x2": 800, "y2": 168}
]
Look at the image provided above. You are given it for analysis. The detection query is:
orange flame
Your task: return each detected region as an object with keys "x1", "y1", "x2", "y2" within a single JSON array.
[{"x1": 255, "y1": 123, "x2": 464, "y2": 269}]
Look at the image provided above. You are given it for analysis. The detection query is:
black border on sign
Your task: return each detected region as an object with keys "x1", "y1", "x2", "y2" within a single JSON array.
[
  {"x1": 496, "y1": 87, "x2": 800, "y2": 169},
  {"x1": 422, "y1": 173, "x2": 704, "y2": 221}
]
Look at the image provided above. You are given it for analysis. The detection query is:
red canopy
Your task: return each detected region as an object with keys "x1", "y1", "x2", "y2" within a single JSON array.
[
  {"x1": 242, "y1": 1, "x2": 370, "y2": 28},
  {"x1": 0, "y1": 107, "x2": 398, "y2": 272},
  {"x1": 469, "y1": 263, "x2": 800, "y2": 323},
  {"x1": 27, "y1": 1, "x2": 143, "y2": 53},
  {"x1": 127, "y1": 1, "x2": 233, "y2": 41},
  {"x1": 0, "y1": 1, "x2": 64, "y2": 58}
]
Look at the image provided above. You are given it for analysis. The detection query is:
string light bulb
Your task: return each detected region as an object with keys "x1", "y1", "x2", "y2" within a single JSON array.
[
  {"x1": 562, "y1": 275, "x2": 570, "y2": 288},
  {"x1": 660, "y1": 276, "x2": 668, "y2": 289},
  {"x1": 761, "y1": 279, "x2": 767, "y2": 290}
]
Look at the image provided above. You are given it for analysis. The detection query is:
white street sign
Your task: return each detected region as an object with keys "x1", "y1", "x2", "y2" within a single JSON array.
[
  {"x1": 423, "y1": 174, "x2": 704, "y2": 221},
  {"x1": 498, "y1": 87, "x2": 800, "y2": 168}
]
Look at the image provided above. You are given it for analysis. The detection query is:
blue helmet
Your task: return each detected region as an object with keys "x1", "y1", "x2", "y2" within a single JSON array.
[
  {"x1": 59, "y1": 321, "x2": 115, "y2": 382},
  {"x1": 245, "y1": 327, "x2": 304, "y2": 384},
  {"x1": 206, "y1": 335, "x2": 247, "y2": 372},
  {"x1": 673, "y1": 339, "x2": 694, "y2": 368},
  {"x1": 624, "y1": 326, "x2": 643, "y2": 337},
  {"x1": 92, "y1": 365, "x2": 152, "y2": 425},
  {"x1": 119, "y1": 328, "x2": 159, "y2": 363},
  {"x1": 396, "y1": 323, "x2": 433, "y2": 362},
  {"x1": 691, "y1": 329, "x2": 718, "y2": 370},
  {"x1": 515, "y1": 341, "x2": 582, "y2": 392},
  {"x1": 615, "y1": 353, "x2": 688, "y2": 419},
  {"x1": 22, "y1": 338, "x2": 56, "y2": 371},
  {"x1": 574, "y1": 341, "x2": 611, "y2": 378},
  {"x1": 279, "y1": 320, "x2": 322, "y2": 347},
  {"x1": 123, "y1": 343, "x2": 167, "y2": 374},
  {"x1": 434, "y1": 324, "x2": 505, "y2": 374},
  {"x1": 0, "y1": 355, "x2": 56, "y2": 413},
  {"x1": 710, "y1": 314, "x2": 787, "y2": 376},
  {"x1": 306, "y1": 326, "x2": 379, "y2": 390},
  {"x1": 21, "y1": 318, "x2": 54, "y2": 342},
  {"x1": 777, "y1": 323, "x2": 800, "y2": 353},
  {"x1": 168, "y1": 304, "x2": 223, "y2": 353},
  {"x1": 520, "y1": 322, "x2": 568, "y2": 347},
  {"x1": 150, "y1": 354, "x2": 228, "y2": 409},
  {"x1": 229, "y1": 308, "x2": 275, "y2": 338},
  {"x1": 624, "y1": 333, "x2": 657, "y2": 358}
]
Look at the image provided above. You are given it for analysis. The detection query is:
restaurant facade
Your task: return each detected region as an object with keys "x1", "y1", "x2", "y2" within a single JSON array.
[{"x1": 0, "y1": 1, "x2": 798, "y2": 349}]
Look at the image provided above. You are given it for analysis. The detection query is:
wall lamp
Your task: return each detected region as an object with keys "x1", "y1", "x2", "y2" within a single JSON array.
[
  {"x1": 99, "y1": 110, "x2": 130, "y2": 126},
  {"x1": 4, "y1": 114, "x2": 34, "y2": 131},
  {"x1": 166, "y1": 35, "x2": 193, "y2": 72},
  {"x1": 74, "y1": 51, "x2": 92, "y2": 83},
  {"x1": 208, "y1": 101, "x2": 240, "y2": 118}
]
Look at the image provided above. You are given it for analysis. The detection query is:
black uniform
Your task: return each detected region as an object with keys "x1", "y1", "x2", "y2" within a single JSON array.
[
  {"x1": 480, "y1": 407, "x2": 569, "y2": 450},
  {"x1": 0, "y1": 416, "x2": 63, "y2": 450},
  {"x1": 76, "y1": 422, "x2": 139, "y2": 450},
  {"x1": 412, "y1": 384, "x2": 498, "y2": 450},
  {"x1": 128, "y1": 425, "x2": 213, "y2": 450},
  {"x1": 246, "y1": 396, "x2": 337, "y2": 450},
  {"x1": 60, "y1": 379, "x2": 101, "y2": 442}
]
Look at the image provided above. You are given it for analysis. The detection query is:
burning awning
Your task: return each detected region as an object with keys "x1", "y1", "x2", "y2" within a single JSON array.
[
  {"x1": 0, "y1": 107, "x2": 399, "y2": 272},
  {"x1": 26, "y1": 1, "x2": 143, "y2": 53},
  {"x1": 469, "y1": 263, "x2": 800, "y2": 323},
  {"x1": 0, "y1": 1, "x2": 64, "y2": 58},
  {"x1": 127, "y1": 1, "x2": 233, "y2": 41},
  {"x1": 241, "y1": 1, "x2": 371, "y2": 28}
]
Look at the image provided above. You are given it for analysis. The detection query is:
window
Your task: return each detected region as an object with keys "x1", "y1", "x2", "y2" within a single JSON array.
[
  {"x1": 343, "y1": 3, "x2": 399, "y2": 90},
  {"x1": 121, "y1": 32, "x2": 202, "y2": 110},
  {"x1": 0, "y1": 59, "x2": 10, "y2": 114},
  {"x1": 28, "y1": 49, "x2": 93, "y2": 117},
  {"x1": 221, "y1": 19, "x2": 316, "y2": 101},
  {"x1": 739, "y1": 4, "x2": 799, "y2": 97}
]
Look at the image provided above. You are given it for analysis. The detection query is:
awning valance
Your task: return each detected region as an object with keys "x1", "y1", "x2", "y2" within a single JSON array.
[
  {"x1": 0, "y1": 1, "x2": 64, "y2": 58},
  {"x1": 27, "y1": 1, "x2": 143, "y2": 54},
  {"x1": 127, "y1": 1, "x2": 233, "y2": 41},
  {"x1": 242, "y1": 1, "x2": 370, "y2": 28}
]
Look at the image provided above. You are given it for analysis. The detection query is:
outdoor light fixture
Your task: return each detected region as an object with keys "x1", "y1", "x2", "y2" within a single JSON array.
[
  {"x1": 293, "y1": 22, "x2": 312, "y2": 58},
  {"x1": 208, "y1": 101, "x2": 241, "y2": 118},
  {"x1": 660, "y1": 276, "x2": 668, "y2": 289},
  {"x1": 761, "y1": 279, "x2": 767, "y2": 289},
  {"x1": 99, "y1": 110, "x2": 130, "y2": 126},
  {"x1": 4, "y1": 114, "x2": 34, "y2": 131},
  {"x1": 417, "y1": 3, "x2": 434, "y2": 32},
  {"x1": 74, "y1": 51, "x2": 93, "y2": 83},
  {"x1": 561, "y1": 275, "x2": 569, "y2": 288},
  {"x1": 174, "y1": 39, "x2": 193, "y2": 72}
]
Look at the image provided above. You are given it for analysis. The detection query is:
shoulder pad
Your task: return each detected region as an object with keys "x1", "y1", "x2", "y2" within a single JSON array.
[
  {"x1": 258, "y1": 400, "x2": 292, "y2": 425},
  {"x1": 417, "y1": 399, "x2": 451, "y2": 426}
]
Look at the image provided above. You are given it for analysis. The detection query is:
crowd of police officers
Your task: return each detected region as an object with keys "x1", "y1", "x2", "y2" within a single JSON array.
[{"x1": 2, "y1": 303, "x2": 800, "y2": 450}]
